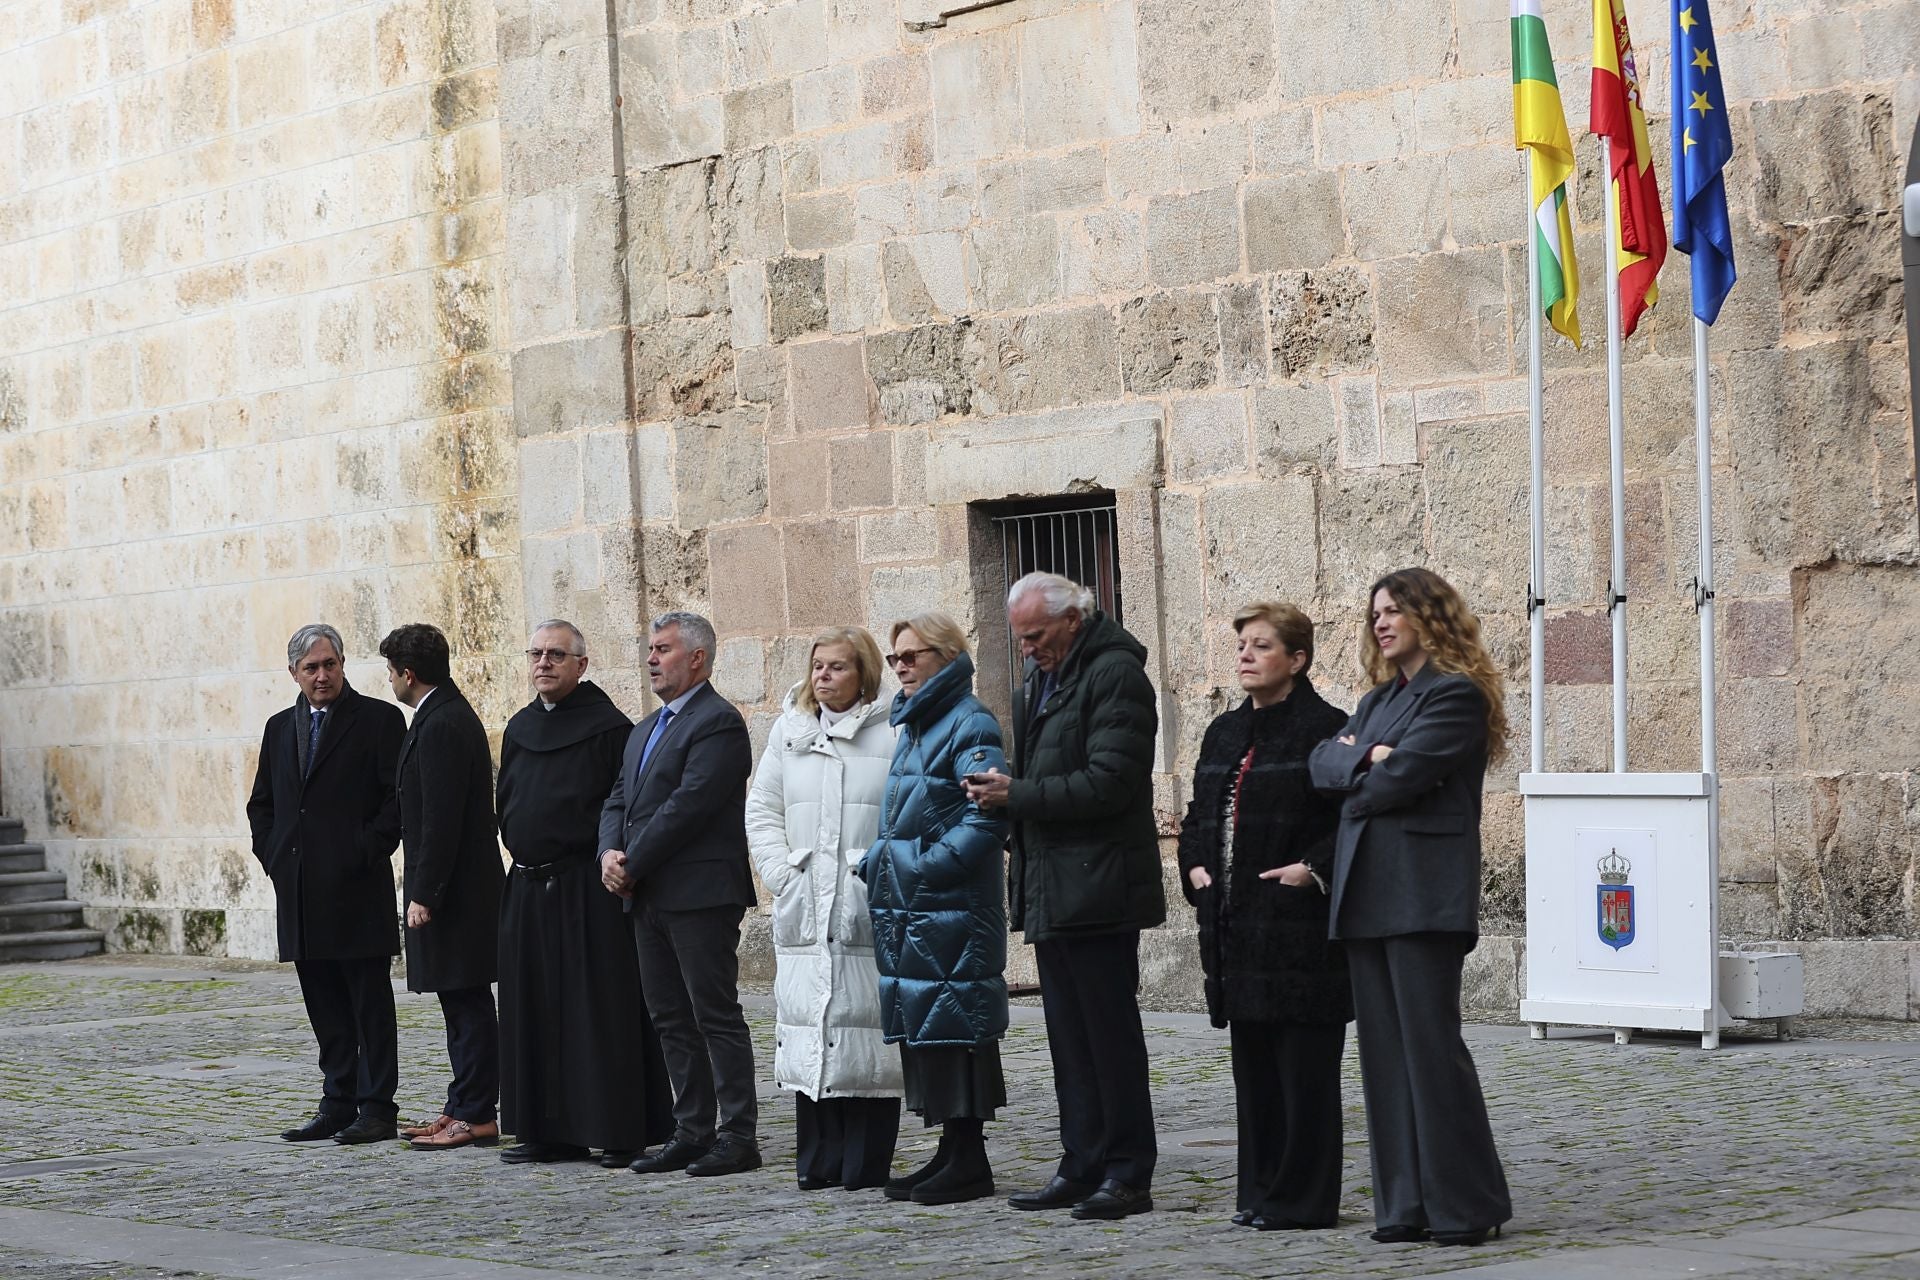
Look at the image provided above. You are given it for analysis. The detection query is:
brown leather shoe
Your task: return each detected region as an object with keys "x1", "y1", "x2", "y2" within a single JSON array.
[
  {"x1": 409, "y1": 1119, "x2": 500, "y2": 1150},
  {"x1": 399, "y1": 1114, "x2": 452, "y2": 1139}
]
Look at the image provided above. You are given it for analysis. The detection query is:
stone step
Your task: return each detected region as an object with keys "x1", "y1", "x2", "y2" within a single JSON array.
[
  {"x1": 0, "y1": 846, "x2": 47, "y2": 874},
  {"x1": 0, "y1": 819, "x2": 23, "y2": 846},
  {"x1": 0, "y1": 871, "x2": 68, "y2": 904},
  {"x1": 0, "y1": 928, "x2": 106, "y2": 962},
  {"x1": 0, "y1": 900, "x2": 86, "y2": 934}
]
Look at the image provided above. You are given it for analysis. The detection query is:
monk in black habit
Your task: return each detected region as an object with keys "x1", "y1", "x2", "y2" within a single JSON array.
[{"x1": 495, "y1": 620, "x2": 675, "y2": 1166}]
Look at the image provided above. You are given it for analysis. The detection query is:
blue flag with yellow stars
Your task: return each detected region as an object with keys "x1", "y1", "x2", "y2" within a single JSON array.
[{"x1": 1671, "y1": 0, "x2": 1736, "y2": 323}]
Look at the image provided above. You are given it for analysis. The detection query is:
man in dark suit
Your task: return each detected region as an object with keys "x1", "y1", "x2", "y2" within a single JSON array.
[
  {"x1": 247, "y1": 623, "x2": 407, "y2": 1146},
  {"x1": 598, "y1": 610, "x2": 759, "y2": 1177},
  {"x1": 380, "y1": 623, "x2": 506, "y2": 1152}
]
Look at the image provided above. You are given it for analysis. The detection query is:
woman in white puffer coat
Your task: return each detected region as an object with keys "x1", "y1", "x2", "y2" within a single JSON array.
[{"x1": 746, "y1": 625, "x2": 904, "y2": 1191}]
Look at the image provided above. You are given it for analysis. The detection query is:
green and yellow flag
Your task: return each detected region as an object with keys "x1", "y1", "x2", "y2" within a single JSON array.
[{"x1": 1512, "y1": 0, "x2": 1582, "y2": 346}]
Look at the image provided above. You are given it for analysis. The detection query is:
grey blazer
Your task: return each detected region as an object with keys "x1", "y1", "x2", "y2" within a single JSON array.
[{"x1": 1308, "y1": 664, "x2": 1490, "y2": 942}]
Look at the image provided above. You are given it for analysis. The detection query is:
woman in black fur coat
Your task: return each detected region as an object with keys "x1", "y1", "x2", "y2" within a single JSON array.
[{"x1": 1177, "y1": 601, "x2": 1351, "y2": 1231}]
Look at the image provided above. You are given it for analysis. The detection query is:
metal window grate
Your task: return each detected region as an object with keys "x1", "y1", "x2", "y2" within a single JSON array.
[{"x1": 991, "y1": 497, "x2": 1121, "y2": 705}]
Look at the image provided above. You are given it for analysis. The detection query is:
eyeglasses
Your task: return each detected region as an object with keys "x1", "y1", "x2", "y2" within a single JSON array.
[
  {"x1": 525, "y1": 648, "x2": 582, "y2": 664},
  {"x1": 886, "y1": 647, "x2": 934, "y2": 669}
]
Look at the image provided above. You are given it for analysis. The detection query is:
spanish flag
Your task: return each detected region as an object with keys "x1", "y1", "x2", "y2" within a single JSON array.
[
  {"x1": 1512, "y1": 0, "x2": 1581, "y2": 347},
  {"x1": 1591, "y1": 0, "x2": 1666, "y2": 337}
]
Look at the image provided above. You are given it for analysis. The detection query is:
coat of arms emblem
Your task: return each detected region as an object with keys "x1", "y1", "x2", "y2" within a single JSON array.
[{"x1": 1596, "y1": 849, "x2": 1635, "y2": 950}]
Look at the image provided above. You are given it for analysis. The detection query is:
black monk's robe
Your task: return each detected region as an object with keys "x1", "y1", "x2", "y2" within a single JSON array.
[{"x1": 496, "y1": 681, "x2": 674, "y2": 1151}]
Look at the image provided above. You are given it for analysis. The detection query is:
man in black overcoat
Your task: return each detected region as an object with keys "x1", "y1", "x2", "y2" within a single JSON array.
[
  {"x1": 380, "y1": 622, "x2": 505, "y2": 1151},
  {"x1": 247, "y1": 623, "x2": 406, "y2": 1146},
  {"x1": 496, "y1": 619, "x2": 674, "y2": 1167},
  {"x1": 598, "y1": 610, "x2": 760, "y2": 1177}
]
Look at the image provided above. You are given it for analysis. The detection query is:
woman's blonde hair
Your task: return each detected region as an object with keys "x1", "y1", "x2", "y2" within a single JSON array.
[
  {"x1": 1233, "y1": 601, "x2": 1315, "y2": 675},
  {"x1": 795, "y1": 626, "x2": 885, "y2": 714},
  {"x1": 1361, "y1": 568, "x2": 1509, "y2": 763},
  {"x1": 889, "y1": 610, "x2": 969, "y2": 661}
]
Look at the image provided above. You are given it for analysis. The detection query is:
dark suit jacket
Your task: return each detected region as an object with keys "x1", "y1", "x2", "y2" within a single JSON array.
[
  {"x1": 596, "y1": 681, "x2": 754, "y2": 912},
  {"x1": 246, "y1": 683, "x2": 405, "y2": 962},
  {"x1": 1308, "y1": 665, "x2": 1490, "y2": 942},
  {"x1": 397, "y1": 681, "x2": 503, "y2": 992}
]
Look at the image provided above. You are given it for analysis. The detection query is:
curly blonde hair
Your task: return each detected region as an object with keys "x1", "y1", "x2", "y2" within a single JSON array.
[{"x1": 1361, "y1": 568, "x2": 1509, "y2": 764}]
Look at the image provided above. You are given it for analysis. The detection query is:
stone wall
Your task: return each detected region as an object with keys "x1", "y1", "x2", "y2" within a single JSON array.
[
  {"x1": 4, "y1": 0, "x2": 1919, "y2": 1016},
  {"x1": 0, "y1": 0, "x2": 521, "y2": 955}
]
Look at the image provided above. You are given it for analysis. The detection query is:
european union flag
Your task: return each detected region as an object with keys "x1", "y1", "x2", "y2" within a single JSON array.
[{"x1": 1671, "y1": 0, "x2": 1736, "y2": 323}]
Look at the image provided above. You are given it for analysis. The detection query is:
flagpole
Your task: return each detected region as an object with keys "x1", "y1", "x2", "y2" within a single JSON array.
[
  {"x1": 1693, "y1": 317, "x2": 1715, "y2": 777},
  {"x1": 1527, "y1": 152, "x2": 1547, "y2": 775},
  {"x1": 1601, "y1": 137, "x2": 1629, "y2": 774}
]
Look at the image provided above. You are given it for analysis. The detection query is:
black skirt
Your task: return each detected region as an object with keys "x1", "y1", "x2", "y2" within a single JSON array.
[{"x1": 900, "y1": 1043, "x2": 1006, "y2": 1125}]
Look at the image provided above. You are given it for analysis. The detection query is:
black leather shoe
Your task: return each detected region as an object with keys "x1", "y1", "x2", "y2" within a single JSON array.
[
  {"x1": 629, "y1": 1138, "x2": 711, "y2": 1173},
  {"x1": 1230, "y1": 1209, "x2": 1258, "y2": 1227},
  {"x1": 1370, "y1": 1225, "x2": 1431, "y2": 1244},
  {"x1": 599, "y1": 1149, "x2": 637, "y2": 1169},
  {"x1": 797, "y1": 1175, "x2": 836, "y2": 1190},
  {"x1": 686, "y1": 1137, "x2": 762, "y2": 1177},
  {"x1": 332, "y1": 1115, "x2": 397, "y2": 1145},
  {"x1": 1070, "y1": 1180, "x2": 1153, "y2": 1221},
  {"x1": 501, "y1": 1142, "x2": 591, "y2": 1165},
  {"x1": 1008, "y1": 1176, "x2": 1097, "y2": 1211},
  {"x1": 281, "y1": 1112, "x2": 354, "y2": 1143},
  {"x1": 1433, "y1": 1225, "x2": 1502, "y2": 1247},
  {"x1": 1257, "y1": 1217, "x2": 1326, "y2": 1231}
]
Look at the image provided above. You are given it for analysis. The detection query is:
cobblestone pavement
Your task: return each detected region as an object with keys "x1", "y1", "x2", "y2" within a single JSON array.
[{"x1": 5, "y1": 957, "x2": 1920, "y2": 1279}]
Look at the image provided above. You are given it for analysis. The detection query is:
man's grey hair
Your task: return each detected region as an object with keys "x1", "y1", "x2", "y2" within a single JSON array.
[
  {"x1": 1007, "y1": 572, "x2": 1096, "y2": 619},
  {"x1": 529, "y1": 618, "x2": 587, "y2": 657},
  {"x1": 651, "y1": 610, "x2": 717, "y2": 662},
  {"x1": 287, "y1": 623, "x2": 346, "y2": 668}
]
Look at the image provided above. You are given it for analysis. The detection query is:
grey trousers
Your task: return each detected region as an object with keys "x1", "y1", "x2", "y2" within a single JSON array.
[
  {"x1": 1346, "y1": 934, "x2": 1511, "y2": 1234},
  {"x1": 630, "y1": 902, "x2": 758, "y2": 1146}
]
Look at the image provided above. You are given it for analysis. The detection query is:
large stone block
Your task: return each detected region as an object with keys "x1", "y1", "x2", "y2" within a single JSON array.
[
  {"x1": 783, "y1": 517, "x2": 859, "y2": 628},
  {"x1": 673, "y1": 410, "x2": 768, "y2": 526},
  {"x1": 789, "y1": 337, "x2": 871, "y2": 431},
  {"x1": 1424, "y1": 414, "x2": 1528, "y2": 602},
  {"x1": 881, "y1": 232, "x2": 971, "y2": 324},
  {"x1": 1118, "y1": 290, "x2": 1220, "y2": 394},
  {"x1": 1018, "y1": 3, "x2": 1140, "y2": 149},
  {"x1": 1244, "y1": 171, "x2": 1343, "y2": 273},
  {"x1": 1372, "y1": 248, "x2": 1509, "y2": 387},
  {"x1": 970, "y1": 216, "x2": 1062, "y2": 311},
  {"x1": 826, "y1": 244, "x2": 885, "y2": 333},
  {"x1": 1203, "y1": 478, "x2": 1316, "y2": 605},
  {"x1": 1752, "y1": 91, "x2": 1896, "y2": 225},
  {"x1": 1319, "y1": 90, "x2": 1412, "y2": 167},
  {"x1": 1267, "y1": 268, "x2": 1374, "y2": 380},
  {"x1": 1255, "y1": 381, "x2": 1337, "y2": 473},
  {"x1": 1778, "y1": 212, "x2": 1903, "y2": 343},
  {"x1": 975, "y1": 308, "x2": 1122, "y2": 415},
  {"x1": 859, "y1": 508, "x2": 939, "y2": 562},
  {"x1": 1061, "y1": 209, "x2": 1146, "y2": 297},
  {"x1": 633, "y1": 311, "x2": 733, "y2": 418},
  {"x1": 512, "y1": 332, "x2": 628, "y2": 436},
  {"x1": 1217, "y1": 281, "x2": 1267, "y2": 387},
  {"x1": 707, "y1": 523, "x2": 784, "y2": 632},
  {"x1": 930, "y1": 28, "x2": 1020, "y2": 165},
  {"x1": 1316, "y1": 468, "x2": 1425, "y2": 603},
  {"x1": 1166, "y1": 392, "x2": 1249, "y2": 484},
  {"x1": 518, "y1": 437, "x2": 582, "y2": 534},
  {"x1": 767, "y1": 255, "x2": 827, "y2": 343},
  {"x1": 710, "y1": 146, "x2": 786, "y2": 263},
  {"x1": 724, "y1": 80, "x2": 793, "y2": 152},
  {"x1": 924, "y1": 405, "x2": 1162, "y2": 504},
  {"x1": 1344, "y1": 154, "x2": 1446, "y2": 261},
  {"x1": 1283, "y1": 0, "x2": 1450, "y2": 98},
  {"x1": 867, "y1": 319, "x2": 979, "y2": 422},
  {"x1": 1145, "y1": 188, "x2": 1240, "y2": 287},
  {"x1": 1137, "y1": 0, "x2": 1272, "y2": 120},
  {"x1": 1799, "y1": 562, "x2": 1920, "y2": 773},
  {"x1": 829, "y1": 432, "x2": 893, "y2": 511}
]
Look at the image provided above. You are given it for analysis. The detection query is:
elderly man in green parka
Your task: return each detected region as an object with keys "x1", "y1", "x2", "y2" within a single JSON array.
[{"x1": 965, "y1": 571, "x2": 1166, "y2": 1222}]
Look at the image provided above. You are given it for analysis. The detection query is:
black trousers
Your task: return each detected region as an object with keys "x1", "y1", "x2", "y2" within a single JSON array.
[
  {"x1": 631, "y1": 902, "x2": 758, "y2": 1145},
  {"x1": 1346, "y1": 935, "x2": 1511, "y2": 1234},
  {"x1": 295, "y1": 956, "x2": 397, "y2": 1121},
  {"x1": 1230, "y1": 1020, "x2": 1345, "y2": 1224},
  {"x1": 1033, "y1": 930, "x2": 1157, "y2": 1190},
  {"x1": 793, "y1": 1094, "x2": 900, "y2": 1188},
  {"x1": 436, "y1": 985, "x2": 499, "y2": 1124}
]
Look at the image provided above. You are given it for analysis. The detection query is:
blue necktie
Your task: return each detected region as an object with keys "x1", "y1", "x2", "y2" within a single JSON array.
[
  {"x1": 304, "y1": 708, "x2": 325, "y2": 777},
  {"x1": 636, "y1": 705, "x2": 676, "y2": 783}
]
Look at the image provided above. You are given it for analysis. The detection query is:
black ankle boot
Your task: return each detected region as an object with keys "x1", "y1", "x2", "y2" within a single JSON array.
[
  {"x1": 910, "y1": 1119, "x2": 992, "y2": 1205},
  {"x1": 883, "y1": 1127, "x2": 952, "y2": 1201}
]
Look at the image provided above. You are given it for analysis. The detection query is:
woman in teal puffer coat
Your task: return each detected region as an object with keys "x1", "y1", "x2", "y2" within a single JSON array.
[{"x1": 860, "y1": 610, "x2": 1009, "y2": 1207}]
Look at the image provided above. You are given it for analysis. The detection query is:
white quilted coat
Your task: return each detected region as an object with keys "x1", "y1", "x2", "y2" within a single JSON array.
[{"x1": 746, "y1": 688, "x2": 904, "y2": 1099}]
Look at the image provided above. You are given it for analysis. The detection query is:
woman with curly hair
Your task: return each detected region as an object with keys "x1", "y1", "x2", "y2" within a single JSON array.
[{"x1": 1309, "y1": 567, "x2": 1512, "y2": 1248}]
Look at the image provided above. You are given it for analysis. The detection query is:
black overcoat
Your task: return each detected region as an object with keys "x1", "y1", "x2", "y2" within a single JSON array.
[
  {"x1": 1176, "y1": 681, "x2": 1351, "y2": 1028},
  {"x1": 398, "y1": 681, "x2": 504, "y2": 992},
  {"x1": 1308, "y1": 664, "x2": 1491, "y2": 943},
  {"x1": 246, "y1": 683, "x2": 405, "y2": 962}
]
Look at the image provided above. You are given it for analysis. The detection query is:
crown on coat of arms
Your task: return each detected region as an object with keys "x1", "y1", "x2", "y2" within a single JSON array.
[{"x1": 1596, "y1": 850, "x2": 1631, "y2": 885}]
